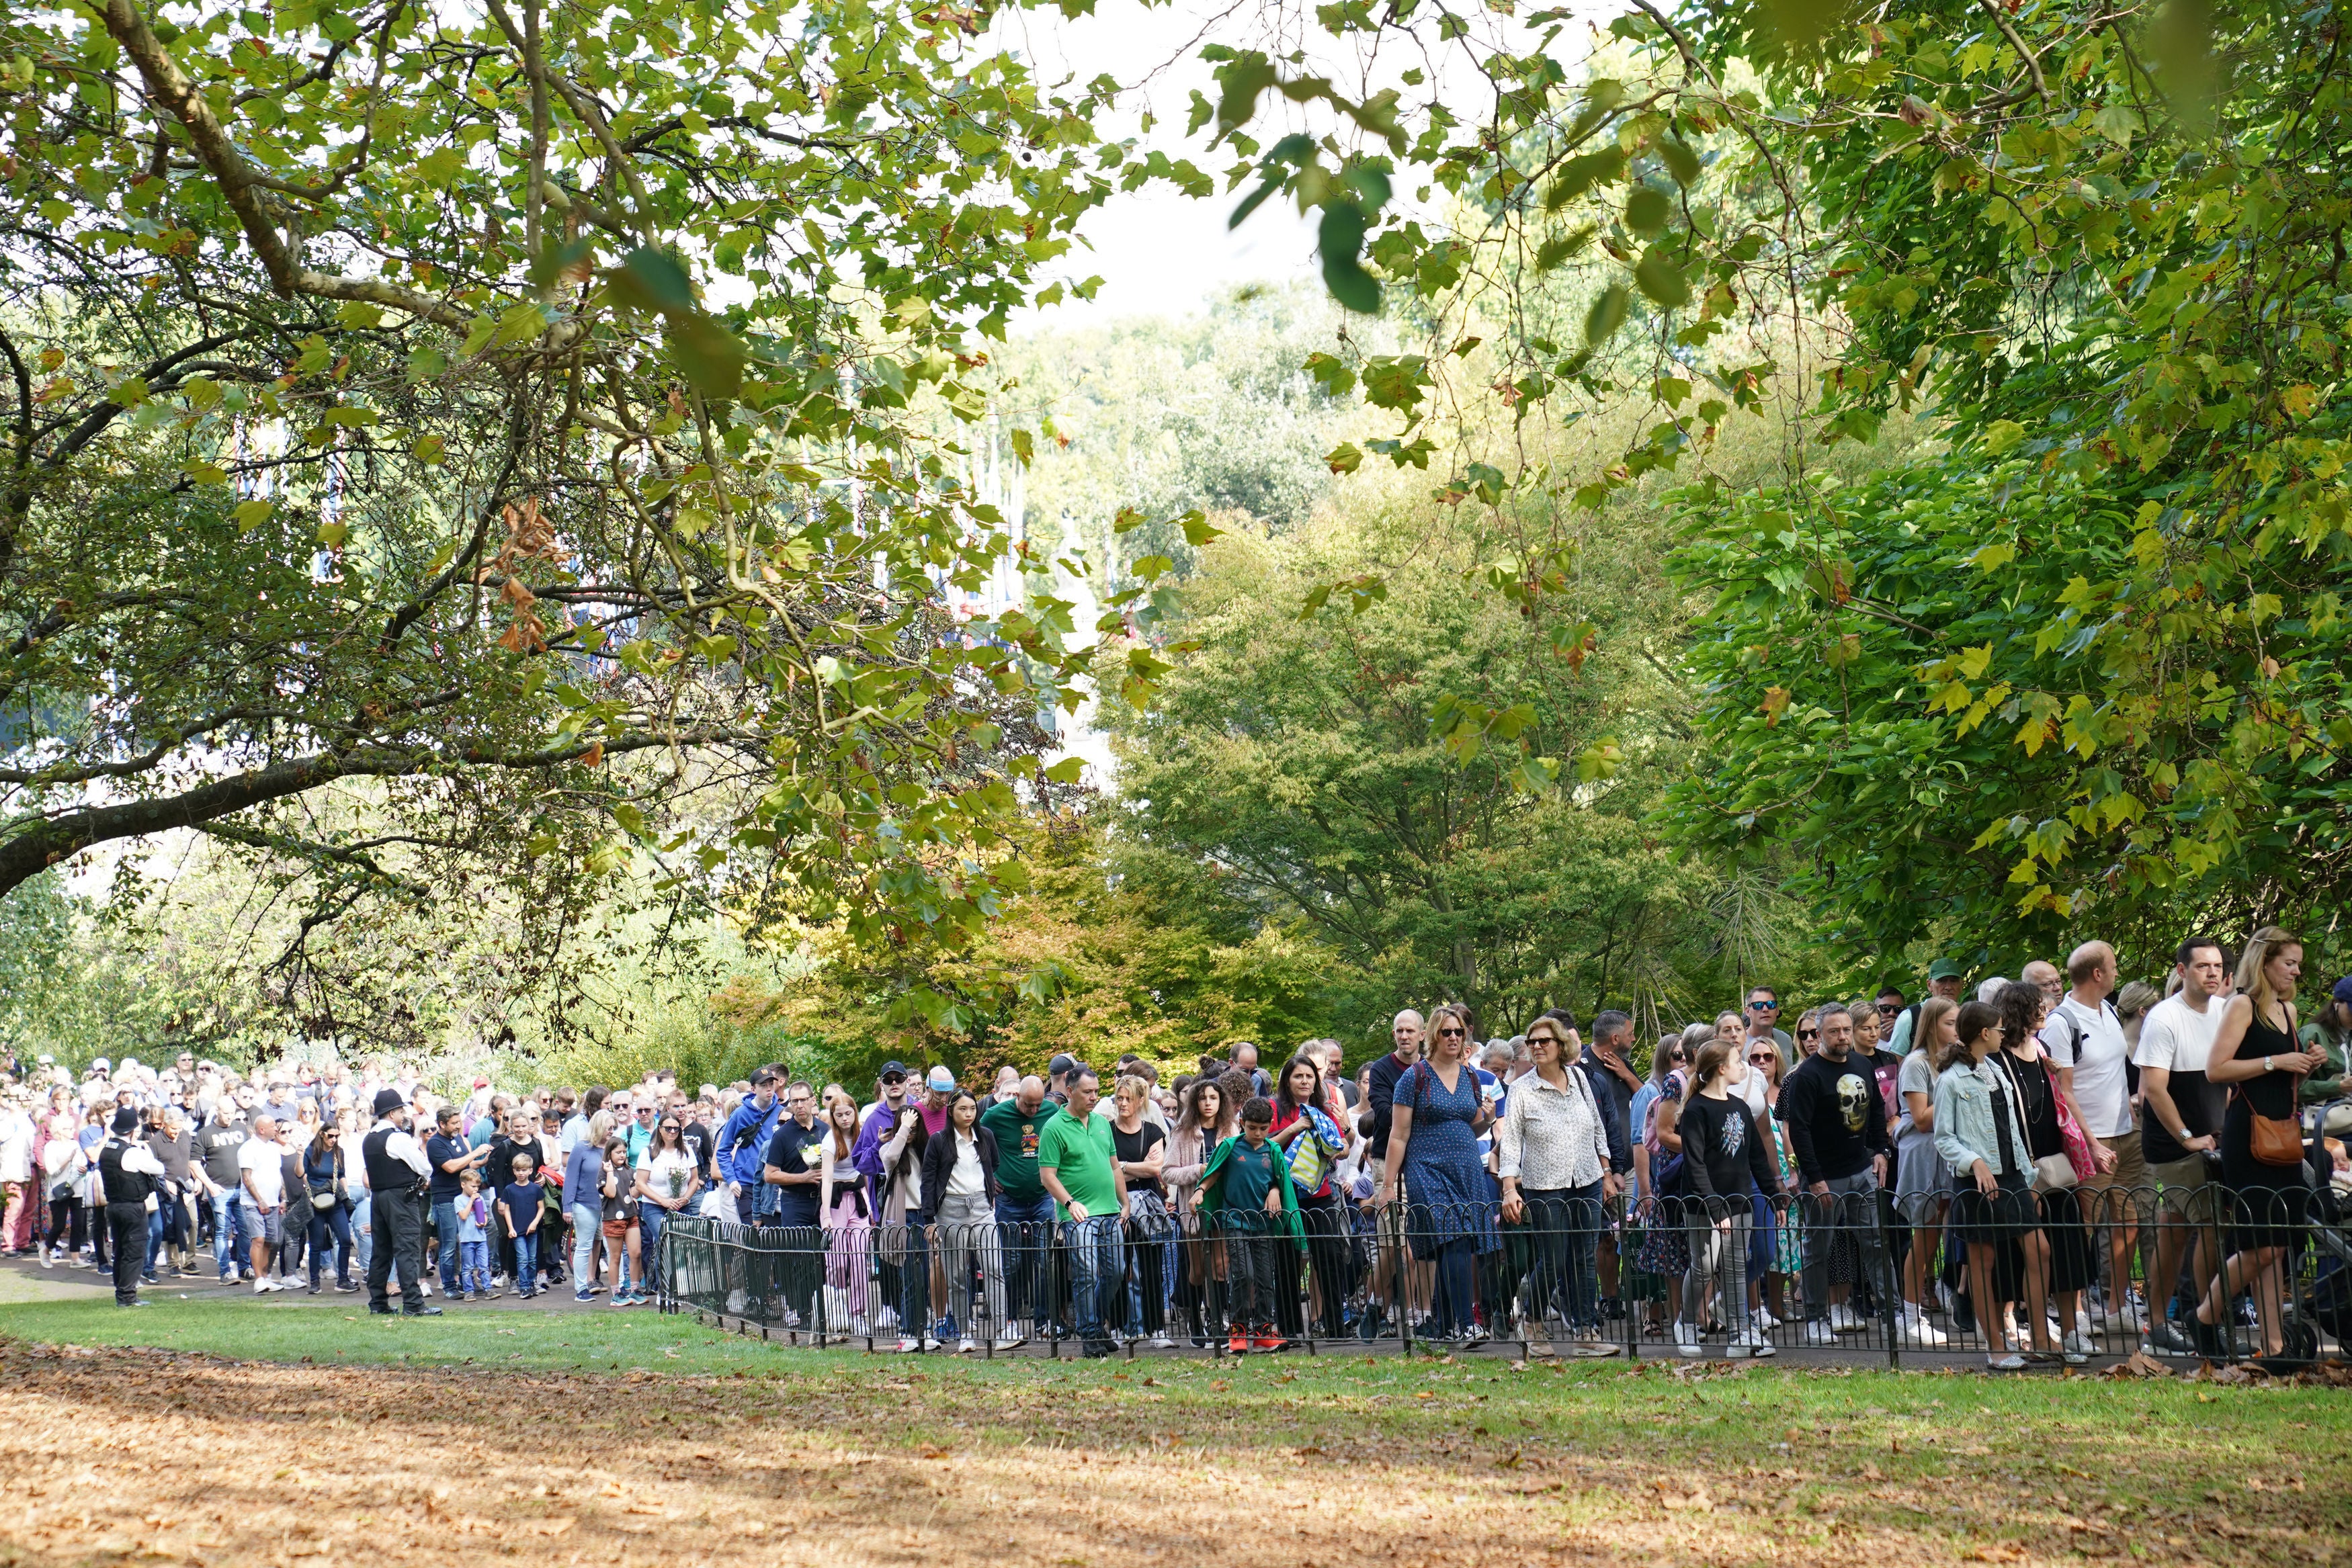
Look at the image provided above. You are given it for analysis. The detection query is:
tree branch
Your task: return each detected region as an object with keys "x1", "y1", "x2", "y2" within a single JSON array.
[{"x1": 97, "y1": 0, "x2": 468, "y2": 329}]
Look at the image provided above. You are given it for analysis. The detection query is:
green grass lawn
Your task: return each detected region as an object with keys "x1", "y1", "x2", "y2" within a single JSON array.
[
  {"x1": 5, "y1": 1296, "x2": 2349, "y2": 1567},
  {"x1": 11, "y1": 1294, "x2": 2351, "y2": 1528}
]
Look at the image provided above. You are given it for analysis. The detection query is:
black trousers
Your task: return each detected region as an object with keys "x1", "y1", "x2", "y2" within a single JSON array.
[
  {"x1": 368, "y1": 1189, "x2": 428, "y2": 1311},
  {"x1": 106, "y1": 1203, "x2": 147, "y2": 1303}
]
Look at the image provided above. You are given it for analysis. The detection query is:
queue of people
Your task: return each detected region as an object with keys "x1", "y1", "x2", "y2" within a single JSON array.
[{"x1": 1, "y1": 925, "x2": 2343, "y2": 1371}]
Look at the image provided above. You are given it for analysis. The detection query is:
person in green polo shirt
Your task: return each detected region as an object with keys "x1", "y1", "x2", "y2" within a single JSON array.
[
  {"x1": 1036, "y1": 1066, "x2": 1126, "y2": 1358},
  {"x1": 978, "y1": 1076, "x2": 1060, "y2": 1344}
]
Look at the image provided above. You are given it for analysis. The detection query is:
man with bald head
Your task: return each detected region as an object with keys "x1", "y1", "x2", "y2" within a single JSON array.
[
  {"x1": 980, "y1": 1074, "x2": 1062, "y2": 1344},
  {"x1": 237, "y1": 1115, "x2": 290, "y2": 1292},
  {"x1": 2041, "y1": 938, "x2": 2139, "y2": 1338}
]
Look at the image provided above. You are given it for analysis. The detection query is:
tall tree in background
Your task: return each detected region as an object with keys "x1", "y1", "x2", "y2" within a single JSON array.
[
  {"x1": 1195, "y1": 0, "x2": 2352, "y2": 969},
  {"x1": 1, "y1": 0, "x2": 1191, "y2": 996},
  {"x1": 1106, "y1": 498, "x2": 1718, "y2": 1034}
]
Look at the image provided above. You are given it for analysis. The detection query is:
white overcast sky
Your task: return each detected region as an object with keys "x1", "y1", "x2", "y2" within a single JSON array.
[{"x1": 997, "y1": 0, "x2": 1631, "y2": 329}]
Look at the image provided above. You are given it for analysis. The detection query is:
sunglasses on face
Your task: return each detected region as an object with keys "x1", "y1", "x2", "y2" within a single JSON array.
[
  {"x1": 881, "y1": 1072, "x2": 908, "y2": 1085},
  {"x1": 1748, "y1": 1051, "x2": 1777, "y2": 1063},
  {"x1": 1798, "y1": 1028, "x2": 1818, "y2": 1040},
  {"x1": 1436, "y1": 1027, "x2": 1466, "y2": 1038},
  {"x1": 1748, "y1": 1000, "x2": 1776, "y2": 1011},
  {"x1": 1877, "y1": 1003, "x2": 1899, "y2": 1016}
]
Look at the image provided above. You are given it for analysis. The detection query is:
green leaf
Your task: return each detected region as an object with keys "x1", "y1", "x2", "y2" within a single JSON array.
[
  {"x1": 1658, "y1": 135, "x2": 1702, "y2": 187},
  {"x1": 610, "y1": 247, "x2": 698, "y2": 314},
  {"x1": 667, "y1": 315, "x2": 745, "y2": 399},
  {"x1": 1318, "y1": 200, "x2": 1381, "y2": 314},
  {"x1": 1585, "y1": 284, "x2": 1630, "y2": 344},
  {"x1": 1042, "y1": 756, "x2": 1086, "y2": 784},
  {"x1": 1634, "y1": 251, "x2": 1690, "y2": 308},
  {"x1": 1177, "y1": 511, "x2": 1223, "y2": 547},
  {"x1": 1624, "y1": 187, "x2": 1671, "y2": 235},
  {"x1": 233, "y1": 499, "x2": 274, "y2": 533}
]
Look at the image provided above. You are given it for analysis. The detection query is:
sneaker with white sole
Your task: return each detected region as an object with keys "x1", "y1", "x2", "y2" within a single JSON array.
[
  {"x1": 1674, "y1": 1323, "x2": 1703, "y2": 1358},
  {"x1": 1752, "y1": 1305, "x2": 1780, "y2": 1331},
  {"x1": 1802, "y1": 1319, "x2": 1837, "y2": 1345},
  {"x1": 958, "y1": 1338, "x2": 978, "y2": 1354},
  {"x1": 1148, "y1": 1334, "x2": 1175, "y2": 1350},
  {"x1": 1902, "y1": 1309, "x2": 1949, "y2": 1347},
  {"x1": 896, "y1": 1337, "x2": 922, "y2": 1353},
  {"x1": 2063, "y1": 1329, "x2": 2095, "y2": 1360},
  {"x1": 992, "y1": 1332, "x2": 1025, "y2": 1352},
  {"x1": 1827, "y1": 1303, "x2": 1865, "y2": 1333},
  {"x1": 1730, "y1": 1327, "x2": 1775, "y2": 1358}
]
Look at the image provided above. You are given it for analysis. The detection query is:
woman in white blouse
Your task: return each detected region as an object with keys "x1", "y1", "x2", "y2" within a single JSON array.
[{"x1": 1496, "y1": 1015, "x2": 1618, "y2": 1358}]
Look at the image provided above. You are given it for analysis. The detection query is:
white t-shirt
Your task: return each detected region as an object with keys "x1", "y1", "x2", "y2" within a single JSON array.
[
  {"x1": 2134, "y1": 993, "x2": 2223, "y2": 1074},
  {"x1": 637, "y1": 1147, "x2": 698, "y2": 1200},
  {"x1": 237, "y1": 1137, "x2": 286, "y2": 1207},
  {"x1": 2041, "y1": 994, "x2": 2132, "y2": 1137}
]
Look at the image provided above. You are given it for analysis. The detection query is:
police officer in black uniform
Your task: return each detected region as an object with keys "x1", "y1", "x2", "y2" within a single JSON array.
[
  {"x1": 361, "y1": 1088, "x2": 441, "y2": 1316},
  {"x1": 99, "y1": 1106, "x2": 167, "y2": 1307}
]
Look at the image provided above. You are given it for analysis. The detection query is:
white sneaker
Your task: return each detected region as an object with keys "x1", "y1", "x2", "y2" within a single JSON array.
[
  {"x1": 1803, "y1": 1319, "x2": 1837, "y2": 1345},
  {"x1": 1902, "y1": 1308, "x2": 1949, "y2": 1347},
  {"x1": 921, "y1": 1335, "x2": 942, "y2": 1352},
  {"x1": 1674, "y1": 1323, "x2": 1703, "y2": 1358},
  {"x1": 896, "y1": 1337, "x2": 921, "y2": 1353},
  {"x1": 1730, "y1": 1327, "x2": 1775, "y2": 1358},
  {"x1": 1752, "y1": 1305, "x2": 1780, "y2": 1330},
  {"x1": 2063, "y1": 1329, "x2": 2095, "y2": 1359},
  {"x1": 992, "y1": 1332, "x2": 1024, "y2": 1352},
  {"x1": 253, "y1": 1278, "x2": 270, "y2": 1293},
  {"x1": 1828, "y1": 1303, "x2": 1864, "y2": 1333},
  {"x1": 726, "y1": 1289, "x2": 748, "y2": 1315},
  {"x1": 1148, "y1": 1334, "x2": 1175, "y2": 1350},
  {"x1": 958, "y1": 1338, "x2": 978, "y2": 1354}
]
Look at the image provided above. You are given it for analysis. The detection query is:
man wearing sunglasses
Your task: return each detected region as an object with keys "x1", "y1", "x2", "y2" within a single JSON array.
[
  {"x1": 1744, "y1": 987, "x2": 1793, "y2": 1070},
  {"x1": 855, "y1": 1063, "x2": 930, "y2": 1344}
]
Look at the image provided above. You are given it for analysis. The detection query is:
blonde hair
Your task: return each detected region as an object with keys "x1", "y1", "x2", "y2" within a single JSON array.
[
  {"x1": 587, "y1": 1110, "x2": 614, "y2": 1147},
  {"x1": 2236, "y1": 926, "x2": 2303, "y2": 1015}
]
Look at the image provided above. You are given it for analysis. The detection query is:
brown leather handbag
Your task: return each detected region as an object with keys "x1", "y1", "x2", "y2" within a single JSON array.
[{"x1": 2238, "y1": 1081, "x2": 2306, "y2": 1168}]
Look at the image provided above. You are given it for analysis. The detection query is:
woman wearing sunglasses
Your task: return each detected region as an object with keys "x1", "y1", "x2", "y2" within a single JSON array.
[
  {"x1": 1738, "y1": 1036, "x2": 1800, "y2": 1332},
  {"x1": 633, "y1": 1117, "x2": 700, "y2": 1303},
  {"x1": 1376, "y1": 1002, "x2": 1497, "y2": 1345}
]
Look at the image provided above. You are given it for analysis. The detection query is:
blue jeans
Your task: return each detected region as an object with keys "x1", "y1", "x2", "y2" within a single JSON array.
[
  {"x1": 995, "y1": 1194, "x2": 1056, "y2": 1327},
  {"x1": 211, "y1": 1186, "x2": 252, "y2": 1278},
  {"x1": 459, "y1": 1238, "x2": 491, "y2": 1294},
  {"x1": 1060, "y1": 1215, "x2": 1124, "y2": 1343},
  {"x1": 308, "y1": 1202, "x2": 353, "y2": 1286},
  {"x1": 432, "y1": 1198, "x2": 463, "y2": 1294},
  {"x1": 571, "y1": 1201, "x2": 601, "y2": 1292},
  {"x1": 638, "y1": 1201, "x2": 667, "y2": 1296},
  {"x1": 513, "y1": 1230, "x2": 539, "y2": 1294}
]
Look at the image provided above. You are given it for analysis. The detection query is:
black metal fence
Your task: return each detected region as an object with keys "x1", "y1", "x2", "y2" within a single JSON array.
[{"x1": 653, "y1": 1178, "x2": 2349, "y2": 1367}]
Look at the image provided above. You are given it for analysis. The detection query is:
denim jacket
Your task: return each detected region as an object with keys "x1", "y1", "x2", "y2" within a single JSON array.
[{"x1": 1932, "y1": 1059, "x2": 2027, "y2": 1181}]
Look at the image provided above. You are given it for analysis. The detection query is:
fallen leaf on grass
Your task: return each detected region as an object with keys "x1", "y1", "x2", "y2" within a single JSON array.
[
  {"x1": 528, "y1": 1518, "x2": 575, "y2": 1536},
  {"x1": 918, "y1": 1445, "x2": 952, "y2": 1459},
  {"x1": 2101, "y1": 1352, "x2": 2173, "y2": 1379}
]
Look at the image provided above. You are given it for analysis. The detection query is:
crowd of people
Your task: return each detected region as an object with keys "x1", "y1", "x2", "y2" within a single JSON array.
[{"x1": 1, "y1": 924, "x2": 2346, "y2": 1371}]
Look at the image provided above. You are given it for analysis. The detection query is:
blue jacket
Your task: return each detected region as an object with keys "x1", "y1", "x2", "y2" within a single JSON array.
[
  {"x1": 718, "y1": 1095, "x2": 782, "y2": 1199},
  {"x1": 1575, "y1": 1057, "x2": 1633, "y2": 1175}
]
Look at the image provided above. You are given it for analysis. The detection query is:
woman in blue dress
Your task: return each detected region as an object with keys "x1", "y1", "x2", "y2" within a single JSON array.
[{"x1": 1376, "y1": 1002, "x2": 1498, "y2": 1344}]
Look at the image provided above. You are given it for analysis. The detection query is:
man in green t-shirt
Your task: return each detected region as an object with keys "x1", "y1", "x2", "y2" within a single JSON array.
[
  {"x1": 977, "y1": 1076, "x2": 1060, "y2": 1344},
  {"x1": 1036, "y1": 1066, "x2": 1127, "y2": 1358}
]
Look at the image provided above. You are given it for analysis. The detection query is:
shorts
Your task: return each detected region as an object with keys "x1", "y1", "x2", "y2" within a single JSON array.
[
  {"x1": 241, "y1": 1200, "x2": 282, "y2": 1245},
  {"x1": 2077, "y1": 1126, "x2": 2150, "y2": 1227},
  {"x1": 601, "y1": 1215, "x2": 635, "y2": 1239},
  {"x1": 2150, "y1": 1153, "x2": 2221, "y2": 1225}
]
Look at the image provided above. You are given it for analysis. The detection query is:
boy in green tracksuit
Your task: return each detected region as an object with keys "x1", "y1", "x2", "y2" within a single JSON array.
[{"x1": 1195, "y1": 1098, "x2": 1304, "y2": 1352}]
